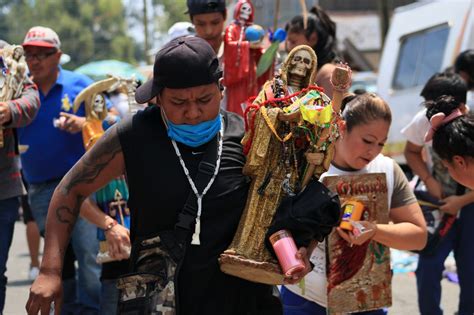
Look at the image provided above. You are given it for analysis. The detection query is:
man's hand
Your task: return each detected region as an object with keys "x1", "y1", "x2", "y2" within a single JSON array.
[
  {"x1": 105, "y1": 224, "x2": 131, "y2": 260},
  {"x1": 57, "y1": 112, "x2": 85, "y2": 134},
  {"x1": 26, "y1": 272, "x2": 62, "y2": 315},
  {"x1": 336, "y1": 221, "x2": 378, "y2": 246},
  {"x1": 283, "y1": 241, "x2": 318, "y2": 285},
  {"x1": 0, "y1": 102, "x2": 12, "y2": 125},
  {"x1": 440, "y1": 195, "x2": 464, "y2": 215}
]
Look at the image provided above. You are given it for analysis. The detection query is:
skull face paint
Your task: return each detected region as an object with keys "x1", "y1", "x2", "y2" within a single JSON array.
[
  {"x1": 239, "y1": 3, "x2": 252, "y2": 22},
  {"x1": 289, "y1": 49, "x2": 313, "y2": 77}
]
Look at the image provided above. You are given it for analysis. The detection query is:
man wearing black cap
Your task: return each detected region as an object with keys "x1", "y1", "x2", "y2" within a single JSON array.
[
  {"x1": 26, "y1": 36, "x2": 312, "y2": 315},
  {"x1": 187, "y1": 0, "x2": 226, "y2": 55}
]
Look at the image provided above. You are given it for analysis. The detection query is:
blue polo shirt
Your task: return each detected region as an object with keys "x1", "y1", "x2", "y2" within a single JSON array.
[{"x1": 19, "y1": 67, "x2": 93, "y2": 184}]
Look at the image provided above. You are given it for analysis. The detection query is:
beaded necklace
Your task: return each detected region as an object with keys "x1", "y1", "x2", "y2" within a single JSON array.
[{"x1": 163, "y1": 110, "x2": 224, "y2": 246}]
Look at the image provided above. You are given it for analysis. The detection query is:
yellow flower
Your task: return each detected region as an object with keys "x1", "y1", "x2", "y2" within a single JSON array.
[{"x1": 300, "y1": 103, "x2": 332, "y2": 125}]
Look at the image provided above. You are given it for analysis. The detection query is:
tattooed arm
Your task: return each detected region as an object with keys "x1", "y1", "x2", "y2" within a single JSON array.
[{"x1": 26, "y1": 125, "x2": 125, "y2": 315}]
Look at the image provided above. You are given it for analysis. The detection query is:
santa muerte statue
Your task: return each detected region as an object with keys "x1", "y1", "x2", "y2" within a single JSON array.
[
  {"x1": 219, "y1": 45, "x2": 351, "y2": 284},
  {"x1": 223, "y1": 0, "x2": 268, "y2": 117},
  {"x1": 73, "y1": 76, "x2": 137, "y2": 263},
  {"x1": 0, "y1": 45, "x2": 27, "y2": 148}
]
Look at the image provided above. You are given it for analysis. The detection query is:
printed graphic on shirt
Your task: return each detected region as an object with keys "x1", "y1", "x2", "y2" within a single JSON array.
[
  {"x1": 322, "y1": 173, "x2": 392, "y2": 313},
  {"x1": 61, "y1": 94, "x2": 72, "y2": 112},
  {"x1": 310, "y1": 242, "x2": 326, "y2": 275}
]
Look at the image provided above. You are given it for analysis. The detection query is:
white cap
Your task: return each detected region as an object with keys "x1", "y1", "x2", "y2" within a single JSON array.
[
  {"x1": 168, "y1": 22, "x2": 195, "y2": 41},
  {"x1": 23, "y1": 26, "x2": 61, "y2": 49}
]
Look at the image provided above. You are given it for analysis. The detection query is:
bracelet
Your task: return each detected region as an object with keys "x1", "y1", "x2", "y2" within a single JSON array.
[{"x1": 104, "y1": 220, "x2": 118, "y2": 232}]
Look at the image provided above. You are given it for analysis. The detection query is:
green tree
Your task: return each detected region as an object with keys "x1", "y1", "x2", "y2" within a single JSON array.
[
  {"x1": 0, "y1": 0, "x2": 139, "y2": 69},
  {"x1": 151, "y1": 0, "x2": 188, "y2": 32}
]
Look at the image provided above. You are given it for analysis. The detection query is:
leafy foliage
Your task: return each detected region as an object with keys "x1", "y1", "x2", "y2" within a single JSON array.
[
  {"x1": 151, "y1": 0, "x2": 188, "y2": 32},
  {"x1": 0, "y1": 0, "x2": 137, "y2": 69}
]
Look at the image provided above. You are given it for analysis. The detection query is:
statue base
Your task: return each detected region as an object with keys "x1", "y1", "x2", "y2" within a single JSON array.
[{"x1": 219, "y1": 250, "x2": 285, "y2": 285}]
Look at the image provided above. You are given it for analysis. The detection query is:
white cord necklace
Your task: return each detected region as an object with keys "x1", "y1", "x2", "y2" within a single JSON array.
[{"x1": 169, "y1": 117, "x2": 224, "y2": 246}]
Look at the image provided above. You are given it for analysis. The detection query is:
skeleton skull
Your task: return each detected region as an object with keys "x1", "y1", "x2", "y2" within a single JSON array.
[
  {"x1": 93, "y1": 94, "x2": 105, "y2": 114},
  {"x1": 13, "y1": 47, "x2": 23, "y2": 60},
  {"x1": 289, "y1": 49, "x2": 313, "y2": 78},
  {"x1": 239, "y1": 3, "x2": 252, "y2": 21}
]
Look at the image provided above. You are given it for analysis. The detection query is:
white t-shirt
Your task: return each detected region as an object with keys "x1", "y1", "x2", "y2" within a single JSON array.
[
  {"x1": 466, "y1": 90, "x2": 474, "y2": 109},
  {"x1": 284, "y1": 154, "x2": 395, "y2": 307},
  {"x1": 110, "y1": 93, "x2": 130, "y2": 118},
  {"x1": 400, "y1": 108, "x2": 433, "y2": 170},
  {"x1": 400, "y1": 106, "x2": 471, "y2": 196}
]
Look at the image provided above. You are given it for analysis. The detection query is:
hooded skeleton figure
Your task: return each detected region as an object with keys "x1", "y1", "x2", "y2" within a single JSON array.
[
  {"x1": 0, "y1": 45, "x2": 27, "y2": 101},
  {"x1": 73, "y1": 77, "x2": 117, "y2": 121},
  {"x1": 73, "y1": 76, "x2": 133, "y2": 264},
  {"x1": 73, "y1": 77, "x2": 118, "y2": 150},
  {"x1": 92, "y1": 94, "x2": 107, "y2": 119},
  {"x1": 224, "y1": 0, "x2": 268, "y2": 117},
  {"x1": 219, "y1": 45, "x2": 349, "y2": 285},
  {"x1": 233, "y1": 0, "x2": 254, "y2": 25},
  {"x1": 280, "y1": 45, "x2": 318, "y2": 93}
]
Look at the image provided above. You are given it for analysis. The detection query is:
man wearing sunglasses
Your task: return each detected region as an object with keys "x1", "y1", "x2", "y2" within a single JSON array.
[{"x1": 19, "y1": 26, "x2": 101, "y2": 315}]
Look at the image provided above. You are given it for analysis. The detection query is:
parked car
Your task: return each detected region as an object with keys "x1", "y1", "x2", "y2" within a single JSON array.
[
  {"x1": 350, "y1": 71, "x2": 378, "y2": 94},
  {"x1": 377, "y1": 0, "x2": 474, "y2": 163}
]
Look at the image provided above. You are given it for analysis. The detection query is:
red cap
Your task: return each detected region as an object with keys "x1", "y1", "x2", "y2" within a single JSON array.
[{"x1": 22, "y1": 26, "x2": 61, "y2": 49}]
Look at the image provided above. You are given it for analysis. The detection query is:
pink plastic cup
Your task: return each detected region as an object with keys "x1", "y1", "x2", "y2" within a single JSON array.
[{"x1": 269, "y1": 230, "x2": 305, "y2": 277}]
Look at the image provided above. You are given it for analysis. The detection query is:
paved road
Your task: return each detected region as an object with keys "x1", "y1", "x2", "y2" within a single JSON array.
[{"x1": 4, "y1": 222, "x2": 460, "y2": 314}]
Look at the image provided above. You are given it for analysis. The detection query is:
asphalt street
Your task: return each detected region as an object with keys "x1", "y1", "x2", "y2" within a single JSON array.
[{"x1": 4, "y1": 222, "x2": 460, "y2": 314}]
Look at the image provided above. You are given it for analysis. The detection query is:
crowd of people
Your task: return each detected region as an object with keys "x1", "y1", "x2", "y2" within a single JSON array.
[{"x1": 0, "y1": 0, "x2": 472, "y2": 315}]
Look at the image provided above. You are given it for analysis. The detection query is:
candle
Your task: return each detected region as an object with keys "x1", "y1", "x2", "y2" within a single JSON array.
[{"x1": 270, "y1": 230, "x2": 305, "y2": 277}]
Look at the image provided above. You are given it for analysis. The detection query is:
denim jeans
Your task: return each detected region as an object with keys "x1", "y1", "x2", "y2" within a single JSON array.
[
  {"x1": 99, "y1": 279, "x2": 119, "y2": 315},
  {"x1": 29, "y1": 179, "x2": 101, "y2": 314},
  {"x1": 281, "y1": 286, "x2": 387, "y2": 315},
  {"x1": 0, "y1": 197, "x2": 19, "y2": 313},
  {"x1": 416, "y1": 203, "x2": 474, "y2": 315}
]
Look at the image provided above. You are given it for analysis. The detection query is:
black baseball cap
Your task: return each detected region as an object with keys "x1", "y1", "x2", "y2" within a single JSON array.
[
  {"x1": 186, "y1": 0, "x2": 226, "y2": 15},
  {"x1": 135, "y1": 36, "x2": 222, "y2": 104}
]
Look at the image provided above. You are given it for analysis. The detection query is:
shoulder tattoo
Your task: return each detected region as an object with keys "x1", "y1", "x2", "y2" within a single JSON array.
[{"x1": 60, "y1": 125, "x2": 123, "y2": 194}]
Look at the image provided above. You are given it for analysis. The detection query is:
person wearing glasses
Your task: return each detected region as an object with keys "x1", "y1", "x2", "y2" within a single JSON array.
[{"x1": 19, "y1": 26, "x2": 102, "y2": 314}]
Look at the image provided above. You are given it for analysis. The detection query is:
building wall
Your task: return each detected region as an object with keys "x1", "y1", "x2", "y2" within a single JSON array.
[
  {"x1": 318, "y1": 0, "x2": 416, "y2": 11},
  {"x1": 228, "y1": 0, "x2": 417, "y2": 71}
]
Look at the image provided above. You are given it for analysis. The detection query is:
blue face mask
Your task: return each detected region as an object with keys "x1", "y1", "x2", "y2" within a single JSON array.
[{"x1": 166, "y1": 114, "x2": 222, "y2": 147}]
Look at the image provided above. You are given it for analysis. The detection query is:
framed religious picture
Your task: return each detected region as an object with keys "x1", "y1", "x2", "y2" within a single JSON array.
[{"x1": 322, "y1": 173, "x2": 392, "y2": 314}]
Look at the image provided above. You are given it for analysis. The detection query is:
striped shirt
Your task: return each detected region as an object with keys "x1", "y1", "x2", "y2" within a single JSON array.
[{"x1": 0, "y1": 78, "x2": 40, "y2": 200}]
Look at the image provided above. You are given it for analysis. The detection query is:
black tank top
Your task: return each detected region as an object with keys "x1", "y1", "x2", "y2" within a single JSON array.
[{"x1": 117, "y1": 106, "x2": 280, "y2": 315}]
